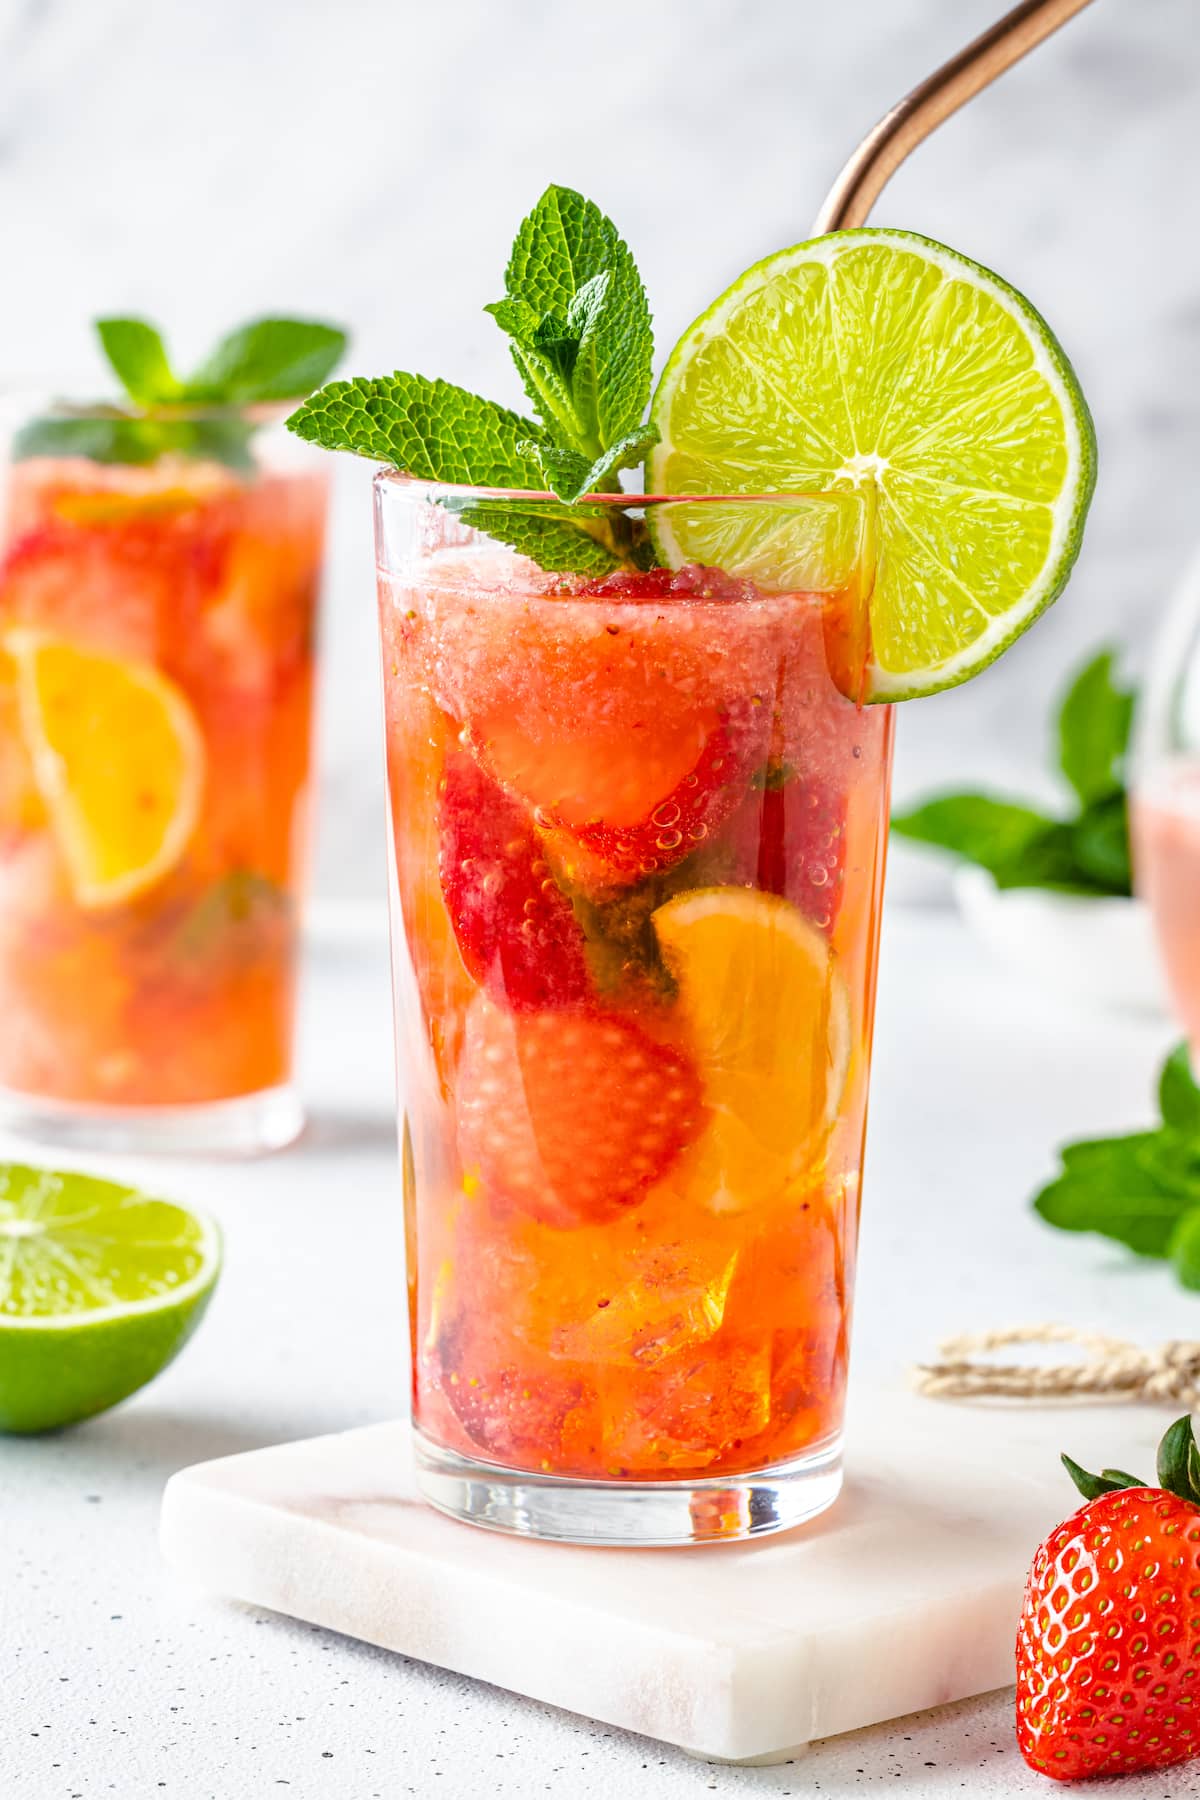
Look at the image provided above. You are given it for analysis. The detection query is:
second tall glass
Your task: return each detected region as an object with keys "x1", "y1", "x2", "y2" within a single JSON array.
[
  {"x1": 377, "y1": 478, "x2": 893, "y2": 1544},
  {"x1": 0, "y1": 400, "x2": 329, "y2": 1153}
]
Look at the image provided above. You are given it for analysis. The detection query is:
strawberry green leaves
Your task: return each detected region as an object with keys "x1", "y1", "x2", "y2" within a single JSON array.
[
  {"x1": 286, "y1": 185, "x2": 662, "y2": 561},
  {"x1": 15, "y1": 314, "x2": 348, "y2": 470},
  {"x1": 1060, "y1": 1414, "x2": 1200, "y2": 1507},
  {"x1": 1034, "y1": 1041, "x2": 1200, "y2": 1291},
  {"x1": 892, "y1": 649, "x2": 1135, "y2": 896}
]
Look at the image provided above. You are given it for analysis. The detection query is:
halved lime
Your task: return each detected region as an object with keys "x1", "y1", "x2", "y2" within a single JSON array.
[
  {"x1": 0, "y1": 1165, "x2": 221, "y2": 1433},
  {"x1": 649, "y1": 229, "x2": 1096, "y2": 700}
]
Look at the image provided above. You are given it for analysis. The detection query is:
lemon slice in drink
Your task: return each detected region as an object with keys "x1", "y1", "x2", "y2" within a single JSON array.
[
  {"x1": 649, "y1": 229, "x2": 1096, "y2": 700},
  {"x1": 6, "y1": 631, "x2": 205, "y2": 909},
  {"x1": 652, "y1": 888, "x2": 850, "y2": 1213},
  {"x1": 0, "y1": 1165, "x2": 221, "y2": 1433}
]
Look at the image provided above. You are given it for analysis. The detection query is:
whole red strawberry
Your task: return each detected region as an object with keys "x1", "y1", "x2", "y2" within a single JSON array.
[
  {"x1": 1016, "y1": 1416, "x2": 1200, "y2": 1781},
  {"x1": 438, "y1": 751, "x2": 591, "y2": 1010}
]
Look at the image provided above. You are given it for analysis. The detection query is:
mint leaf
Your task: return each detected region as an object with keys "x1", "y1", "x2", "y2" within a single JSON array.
[
  {"x1": 988, "y1": 822, "x2": 1102, "y2": 893},
  {"x1": 890, "y1": 794, "x2": 1053, "y2": 875},
  {"x1": 1033, "y1": 1044, "x2": 1200, "y2": 1289},
  {"x1": 499, "y1": 185, "x2": 653, "y2": 453},
  {"x1": 522, "y1": 425, "x2": 659, "y2": 504},
  {"x1": 14, "y1": 411, "x2": 166, "y2": 465},
  {"x1": 1034, "y1": 1132, "x2": 1200, "y2": 1256},
  {"x1": 95, "y1": 318, "x2": 181, "y2": 405},
  {"x1": 288, "y1": 374, "x2": 620, "y2": 576},
  {"x1": 286, "y1": 374, "x2": 539, "y2": 486},
  {"x1": 1169, "y1": 1210, "x2": 1200, "y2": 1291},
  {"x1": 893, "y1": 788, "x2": 1132, "y2": 897},
  {"x1": 21, "y1": 314, "x2": 347, "y2": 472},
  {"x1": 12, "y1": 410, "x2": 255, "y2": 472},
  {"x1": 1068, "y1": 793, "x2": 1131, "y2": 894},
  {"x1": 484, "y1": 299, "x2": 578, "y2": 445},
  {"x1": 174, "y1": 869, "x2": 292, "y2": 961},
  {"x1": 455, "y1": 502, "x2": 619, "y2": 577},
  {"x1": 186, "y1": 318, "x2": 348, "y2": 405},
  {"x1": 1056, "y1": 649, "x2": 1134, "y2": 808},
  {"x1": 520, "y1": 442, "x2": 593, "y2": 503},
  {"x1": 287, "y1": 373, "x2": 544, "y2": 484},
  {"x1": 1160, "y1": 1042, "x2": 1200, "y2": 1133}
]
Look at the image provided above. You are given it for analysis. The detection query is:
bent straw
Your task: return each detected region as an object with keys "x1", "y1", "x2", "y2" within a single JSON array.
[{"x1": 815, "y1": 0, "x2": 1095, "y2": 233}]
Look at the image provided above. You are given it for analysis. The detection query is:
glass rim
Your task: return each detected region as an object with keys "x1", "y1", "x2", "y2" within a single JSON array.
[{"x1": 373, "y1": 469, "x2": 863, "y2": 508}]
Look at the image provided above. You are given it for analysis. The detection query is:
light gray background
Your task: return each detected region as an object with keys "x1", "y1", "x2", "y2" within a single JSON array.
[{"x1": 2, "y1": 0, "x2": 1196, "y2": 898}]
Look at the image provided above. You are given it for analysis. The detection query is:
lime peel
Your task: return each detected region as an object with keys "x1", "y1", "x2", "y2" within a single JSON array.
[
  {"x1": 649, "y1": 228, "x2": 1096, "y2": 701},
  {"x1": 0, "y1": 1165, "x2": 221, "y2": 1431}
]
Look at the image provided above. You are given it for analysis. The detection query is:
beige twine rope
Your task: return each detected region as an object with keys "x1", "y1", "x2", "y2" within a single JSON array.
[{"x1": 914, "y1": 1325, "x2": 1200, "y2": 1410}]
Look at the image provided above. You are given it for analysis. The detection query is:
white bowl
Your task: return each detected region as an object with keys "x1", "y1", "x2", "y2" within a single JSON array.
[{"x1": 952, "y1": 865, "x2": 1170, "y2": 1015}]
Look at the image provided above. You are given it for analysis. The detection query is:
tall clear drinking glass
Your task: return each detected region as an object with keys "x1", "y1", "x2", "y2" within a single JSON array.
[
  {"x1": 0, "y1": 398, "x2": 329, "y2": 1154},
  {"x1": 376, "y1": 476, "x2": 893, "y2": 1544},
  {"x1": 1132, "y1": 552, "x2": 1200, "y2": 1057}
]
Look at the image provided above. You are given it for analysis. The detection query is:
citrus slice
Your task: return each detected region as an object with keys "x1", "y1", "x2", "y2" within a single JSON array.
[
  {"x1": 652, "y1": 887, "x2": 850, "y2": 1213},
  {"x1": 6, "y1": 631, "x2": 204, "y2": 908},
  {"x1": 0, "y1": 647, "x2": 45, "y2": 830},
  {"x1": 0, "y1": 1164, "x2": 221, "y2": 1433},
  {"x1": 649, "y1": 229, "x2": 1096, "y2": 700}
]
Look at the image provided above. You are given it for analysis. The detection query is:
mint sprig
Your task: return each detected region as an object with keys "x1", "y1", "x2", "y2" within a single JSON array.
[
  {"x1": 892, "y1": 649, "x2": 1135, "y2": 896},
  {"x1": 490, "y1": 186, "x2": 655, "y2": 463},
  {"x1": 286, "y1": 185, "x2": 662, "y2": 573},
  {"x1": 16, "y1": 315, "x2": 348, "y2": 471},
  {"x1": 1034, "y1": 1043, "x2": 1200, "y2": 1290}
]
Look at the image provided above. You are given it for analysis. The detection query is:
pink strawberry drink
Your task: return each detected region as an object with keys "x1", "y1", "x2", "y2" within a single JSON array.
[{"x1": 378, "y1": 485, "x2": 892, "y2": 1536}]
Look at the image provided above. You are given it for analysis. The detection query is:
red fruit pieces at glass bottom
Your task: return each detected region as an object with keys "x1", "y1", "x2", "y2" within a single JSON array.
[
  {"x1": 438, "y1": 751, "x2": 590, "y2": 1009},
  {"x1": 456, "y1": 1000, "x2": 707, "y2": 1228},
  {"x1": 1016, "y1": 1485, "x2": 1200, "y2": 1781},
  {"x1": 434, "y1": 1315, "x2": 588, "y2": 1465}
]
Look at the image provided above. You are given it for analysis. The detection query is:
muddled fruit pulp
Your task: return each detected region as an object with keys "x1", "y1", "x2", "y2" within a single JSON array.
[
  {"x1": 0, "y1": 455, "x2": 326, "y2": 1106},
  {"x1": 383, "y1": 543, "x2": 892, "y2": 1481}
]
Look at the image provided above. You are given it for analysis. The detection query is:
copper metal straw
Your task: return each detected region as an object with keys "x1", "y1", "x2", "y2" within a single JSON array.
[{"x1": 815, "y1": 0, "x2": 1095, "y2": 233}]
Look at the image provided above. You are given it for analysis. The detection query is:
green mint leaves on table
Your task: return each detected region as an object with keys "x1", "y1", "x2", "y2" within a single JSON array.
[
  {"x1": 892, "y1": 649, "x2": 1135, "y2": 896},
  {"x1": 287, "y1": 185, "x2": 661, "y2": 575},
  {"x1": 15, "y1": 316, "x2": 348, "y2": 471},
  {"x1": 1035, "y1": 1043, "x2": 1200, "y2": 1292}
]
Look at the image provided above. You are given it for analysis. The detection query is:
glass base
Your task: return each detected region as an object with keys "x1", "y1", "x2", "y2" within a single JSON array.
[
  {"x1": 0, "y1": 1084, "x2": 304, "y2": 1158},
  {"x1": 414, "y1": 1430, "x2": 843, "y2": 1546}
]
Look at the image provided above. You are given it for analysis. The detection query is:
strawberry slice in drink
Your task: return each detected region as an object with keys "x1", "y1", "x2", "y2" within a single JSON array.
[
  {"x1": 438, "y1": 751, "x2": 591, "y2": 1010},
  {"x1": 432, "y1": 1313, "x2": 589, "y2": 1465},
  {"x1": 456, "y1": 999, "x2": 706, "y2": 1228},
  {"x1": 559, "y1": 692, "x2": 769, "y2": 885},
  {"x1": 425, "y1": 560, "x2": 776, "y2": 891},
  {"x1": 0, "y1": 511, "x2": 228, "y2": 665},
  {"x1": 714, "y1": 765, "x2": 849, "y2": 931}
]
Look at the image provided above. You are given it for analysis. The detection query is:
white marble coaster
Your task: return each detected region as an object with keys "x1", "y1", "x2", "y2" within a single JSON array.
[{"x1": 159, "y1": 1391, "x2": 1164, "y2": 1764}]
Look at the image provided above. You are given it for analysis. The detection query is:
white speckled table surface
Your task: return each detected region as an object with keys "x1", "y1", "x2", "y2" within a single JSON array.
[{"x1": 5, "y1": 906, "x2": 1200, "y2": 1800}]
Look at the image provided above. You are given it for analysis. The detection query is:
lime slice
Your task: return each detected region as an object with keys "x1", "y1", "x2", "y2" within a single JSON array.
[
  {"x1": 0, "y1": 1165, "x2": 220, "y2": 1433},
  {"x1": 649, "y1": 229, "x2": 1096, "y2": 700}
]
